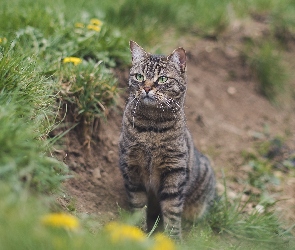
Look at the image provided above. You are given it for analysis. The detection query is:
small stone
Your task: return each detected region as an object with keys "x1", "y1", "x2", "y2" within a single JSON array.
[
  {"x1": 93, "y1": 167, "x2": 101, "y2": 179},
  {"x1": 227, "y1": 86, "x2": 237, "y2": 95},
  {"x1": 106, "y1": 150, "x2": 115, "y2": 163},
  {"x1": 255, "y1": 204, "x2": 265, "y2": 214}
]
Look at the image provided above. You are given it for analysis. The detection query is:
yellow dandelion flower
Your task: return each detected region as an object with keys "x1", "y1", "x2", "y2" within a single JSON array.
[
  {"x1": 87, "y1": 24, "x2": 101, "y2": 32},
  {"x1": 41, "y1": 213, "x2": 79, "y2": 230},
  {"x1": 63, "y1": 57, "x2": 82, "y2": 66},
  {"x1": 0, "y1": 37, "x2": 7, "y2": 44},
  {"x1": 151, "y1": 233, "x2": 176, "y2": 250},
  {"x1": 105, "y1": 222, "x2": 146, "y2": 243},
  {"x1": 90, "y1": 18, "x2": 103, "y2": 26},
  {"x1": 75, "y1": 22, "x2": 85, "y2": 28}
]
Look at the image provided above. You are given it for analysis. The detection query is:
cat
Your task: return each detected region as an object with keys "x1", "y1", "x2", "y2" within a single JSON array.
[{"x1": 118, "y1": 41, "x2": 216, "y2": 239}]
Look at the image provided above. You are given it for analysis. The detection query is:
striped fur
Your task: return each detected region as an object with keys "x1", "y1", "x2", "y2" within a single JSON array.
[{"x1": 119, "y1": 41, "x2": 216, "y2": 239}]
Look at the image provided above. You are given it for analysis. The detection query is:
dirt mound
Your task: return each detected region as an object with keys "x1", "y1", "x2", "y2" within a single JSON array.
[{"x1": 58, "y1": 30, "x2": 295, "y2": 225}]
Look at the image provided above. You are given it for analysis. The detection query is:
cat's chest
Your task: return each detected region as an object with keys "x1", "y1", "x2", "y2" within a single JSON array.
[
  {"x1": 124, "y1": 141, "x2": 161, "y2": 190},
  {"x1": 135, "y1": 132, "x2": 163, "y2": 148}
]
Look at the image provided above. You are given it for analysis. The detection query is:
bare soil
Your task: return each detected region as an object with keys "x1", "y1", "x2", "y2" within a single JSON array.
[{"x1": 57, "y1": 20, "x2": 295, "y2": 228}]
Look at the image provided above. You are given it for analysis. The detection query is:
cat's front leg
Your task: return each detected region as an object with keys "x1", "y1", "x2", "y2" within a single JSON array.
[
  {"x1": 120, "y1": 165, "x2": 147, "y2": 211},
  {"x1": 121, "y1": 163, "x2": 148, "y2": 230},
  {"x1": 159, "y1": 165, "x2": 187, "y2": 239}
]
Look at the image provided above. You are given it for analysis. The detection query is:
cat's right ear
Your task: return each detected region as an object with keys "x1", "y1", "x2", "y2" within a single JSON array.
[{"x1": 130, "y1": 41, "x2": 148, "y2": 64}]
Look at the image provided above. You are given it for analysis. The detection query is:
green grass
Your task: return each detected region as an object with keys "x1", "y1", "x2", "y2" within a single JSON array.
[
  {"x1": 1, "y1": 180, "x2": 294, "y2": 250},
  {"x1": 242, "y1": 136, "x2": 295, "y2": 191},
  {"x1": 1, "y1": 3, "x2": 129, "y2": 139},
  {"x1": 0, "y1": 46, "x2": 67, "y2": 193},
  {"x1": 104, "y1": 0, "x2": 230, "y2": 43},
  {"x1": 244, "y1": 41, "x2": 288, "y2": 103},
  {"x1": 182, "y1": 171, "x2": 294, "y2": 249},
  {"x1": 185, "y1": 202, "x2": 294, "y2": 250},
  {"x1": 57, "y1": 59, "x2": 118, "y2": 121}
]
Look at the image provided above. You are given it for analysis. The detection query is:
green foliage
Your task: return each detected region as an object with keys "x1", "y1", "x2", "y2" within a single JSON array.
[
  {"x1": 184, "y1": 182, "x2": 295, "y2": 249},
  {"x1": 0, "y1": 103, "x2": 67, "y2": 193},
  {"x1": 1, "y1": 181, "x2": 295, "y2": 250},
  {"x1": 13, "y1": 19, "x2": 129, "y2": 70},
  {"x1": 0, "y1": 47, "x2": 67, "y2": 193},
  {"x1": 271, "y1": 1, "x2": 295, "y2": 42},
  {"x1": 241, "y1": 136, "x2": 295, "y2": 209},
  {"x1": 244, "y1": 41, "x2": 288, "y2": 102},
  {"x1": 176, "y1": 0, "x2": 230, "y2": 36},
  {"x1": 8, "y1": 18, "x2": 128, "y2": 126},
  {"x1": 0, "y1": 185, "x2": 175, "y2": 250},
  {"x1": 0, "y1": 0, "x2": 62, "y2": 37},
  {"x1": 0, "y1": 46, "x2": 49, "y2": 118},
  {"x1": 72, "y1": 22, "x2": 129, "y2": 67},
  {"x1": 58, "y1": 60, "x2": 118, "y2": 121},
  {"x1": 0, "y1": 0, "x2": 130, "y2": 193},
  {"x1": 105, "y1": 0, "x2": 230, "y2": 42}
]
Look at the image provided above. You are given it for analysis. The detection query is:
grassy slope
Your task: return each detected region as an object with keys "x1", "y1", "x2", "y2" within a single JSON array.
[{"x1": 0, "y1": 0, "x2": 295, "y2": 249}]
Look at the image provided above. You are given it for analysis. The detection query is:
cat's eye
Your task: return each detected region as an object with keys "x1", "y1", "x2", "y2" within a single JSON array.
[
  {"x1": 158, "y1": 76, "x2": 168, "y2": 84},
  {"x1": 135, "y1": 73, "x2": 144, "y2": 82}
]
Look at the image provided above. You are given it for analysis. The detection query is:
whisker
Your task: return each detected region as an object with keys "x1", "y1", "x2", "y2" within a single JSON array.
[
  {"x1": 132, "y1": 98, "x2": 140, "y2": 128},
  {"x1": 168, "y1": 97, "x2": 181, "y2": 109},
  {"x1": 128, "y1": 95, "x2": 138, "y2": 105},
  {"x1": 163, "y1": 101, "x2": 177, "y2": 119}
]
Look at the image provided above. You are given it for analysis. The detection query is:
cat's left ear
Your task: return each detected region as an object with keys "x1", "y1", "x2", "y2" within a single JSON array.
[
  {"x1": 130, "y1": 40, "x2": 149, "y2": 64},
  {"x1": 167, "y1": 47, "x2": 186, "y2": 73}
]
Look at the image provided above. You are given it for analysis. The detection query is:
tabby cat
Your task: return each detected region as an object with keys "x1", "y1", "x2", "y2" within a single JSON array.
[{"x1": 119, "y1": 41, "x2": 216, "y2": 239}]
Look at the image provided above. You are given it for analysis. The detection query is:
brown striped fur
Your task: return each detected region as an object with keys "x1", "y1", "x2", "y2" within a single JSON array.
[{"x1": 119, "y1": 41, "x2": 216, "y2": 239}]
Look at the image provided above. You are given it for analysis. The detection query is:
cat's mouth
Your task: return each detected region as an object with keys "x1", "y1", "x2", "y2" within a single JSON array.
[
  {"x1": 142, "y1": 94, "x2": 153, "y2": 100},
  {"x1": 141, "y1": 93, "x2": 157, "y2": 105}
]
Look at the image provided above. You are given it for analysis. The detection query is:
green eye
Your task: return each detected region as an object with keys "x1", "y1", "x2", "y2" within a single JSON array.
[
  {"x1": 135, "y1": 73, "x2": 144, "y2": 82},
  {"x1": 158, "y1": 76, "x2": 168, "y2": 84}
]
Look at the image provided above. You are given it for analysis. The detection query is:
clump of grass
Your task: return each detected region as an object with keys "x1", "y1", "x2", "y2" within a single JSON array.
[
  {"x1": 244, "y1": 41, "x2": 288, "y2": 103},
  {"x1": 185, "y1": 179, "x2": 295, "y2": 249},
  {"x1": 269, "y1": 0, "x2": 295, "y2": 43},
  {"x1": 177, "y1": 0, "x2": 229, "y2": 37},
  {"x1": 0, "y1": 184, "x2": 176, "y2": 250},
  {"x1": 9, "y1": 16, "x2": 128, "y2": 144},
  {"x1": 0, "y1": 45, "x2": 49, "y2": 118},
  {"x1": 58, "y1": 59, "x2": 118, "y2": 122},
  {"x1": 105, "y1": 0, "x2": 177, "y2": 44},
  {"x1": 105, "y1": 0, "x2": 230, "y2": 43},
  {"x1": 241, "y1": 136, "x2": 294, "y2": 191},
  {"x1": 13, "y1": 18, "x2": 129, "y2": 71},
  {"x1": 0, "y1": 46, "x2": 67, "y2": 193},
  {"x1": 0, "y1": 103, "x2": 67, "y2": 193}
]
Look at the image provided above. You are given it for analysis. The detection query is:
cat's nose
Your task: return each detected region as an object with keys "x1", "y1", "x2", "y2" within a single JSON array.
[{"x1": 143, "y1": 86, "x2": 151, "y2": 93}]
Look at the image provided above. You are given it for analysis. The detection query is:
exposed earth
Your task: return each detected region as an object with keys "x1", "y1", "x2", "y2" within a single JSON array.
[{"x1": 56, "y1": 19, "x2": 295, "y2": 230}]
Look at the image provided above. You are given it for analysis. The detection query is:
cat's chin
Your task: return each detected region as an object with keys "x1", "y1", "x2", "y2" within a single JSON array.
[{"x1": 141, "y1": 96, "x2": 157, "y2": 106}]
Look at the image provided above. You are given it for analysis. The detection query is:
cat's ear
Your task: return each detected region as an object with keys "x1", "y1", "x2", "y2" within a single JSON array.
[
  {"x1": 167, "y1": 47, "x2": 186, "y2": 73},
  {"x1": 130, "y1": 40, "x2": 148, "y2": 64}
]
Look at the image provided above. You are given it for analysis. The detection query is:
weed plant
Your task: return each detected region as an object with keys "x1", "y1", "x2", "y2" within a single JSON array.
[
  {"x1": 0, "y1": 46, "x2": 67, "y2": 192},
  {"x1": 243, "y1": 41, "x2": 288, "y2": 103},
  {"x1": 1, "y1": 181, "x2": 293, "y2": 250},
  {"x1": 58, "y1": 59, "x2": 118, "y2": 122},
  {"x1": 0, "y1": 184, "x2": 174, "y2": 250},
  {"x1": 7, "y1": 14, "x2": 128, "y2": 137},
  {"x1": 184, "y1": 181, "x2": 295, "y2": 249},
  {"x1": 242, "y1": 136, "x2": 295, "y2": 191}
]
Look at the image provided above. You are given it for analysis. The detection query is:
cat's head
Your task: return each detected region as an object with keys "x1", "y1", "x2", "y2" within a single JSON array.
[{"x1": 128, "y1": 41, "x2": 187, "y2": 109}]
